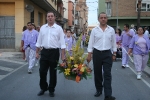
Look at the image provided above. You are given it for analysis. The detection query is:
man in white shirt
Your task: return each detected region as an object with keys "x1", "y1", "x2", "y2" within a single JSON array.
[
  {"x1": 36, "y1": 11, "x2": 66, "y2": 97},
  {"x1": 144, "y1": 27, "x2": 149, "y2": 38},
  {"x1": 87, "y1": 12, "x2": 116, "y2": 100}
]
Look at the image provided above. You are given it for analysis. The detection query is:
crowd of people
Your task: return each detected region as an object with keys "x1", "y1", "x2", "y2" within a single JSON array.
[
  {"x1": 20, "y1": 11, "x2": 150, "y2": 100},
  {"x1": 114, "y1": 24, "x2": 150, "y2": 80}
]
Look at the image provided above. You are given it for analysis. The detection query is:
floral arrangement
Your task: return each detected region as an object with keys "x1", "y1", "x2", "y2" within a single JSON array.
[{"x1": 56, "y1": 35, "x2": 92, "y2": 83}]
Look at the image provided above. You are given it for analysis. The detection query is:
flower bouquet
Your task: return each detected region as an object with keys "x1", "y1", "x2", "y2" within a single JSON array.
[{"x1": 56, "y1": 35, "x2": 92, "y2": 83}]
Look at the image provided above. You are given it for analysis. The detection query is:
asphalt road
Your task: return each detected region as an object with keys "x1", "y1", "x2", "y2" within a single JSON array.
[{"x1": 0, "y1": 53, "x2": 150, "y2": 100}]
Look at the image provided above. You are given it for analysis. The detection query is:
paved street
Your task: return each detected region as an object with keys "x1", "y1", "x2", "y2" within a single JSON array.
[{"x1": 0, "y1": 50, "x2": 150, "y2": 100}]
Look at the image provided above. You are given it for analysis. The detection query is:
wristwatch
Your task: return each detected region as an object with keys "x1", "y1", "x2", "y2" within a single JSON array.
[{"x1": 113, "y1": 54, "x2": 116, "y2": 56}]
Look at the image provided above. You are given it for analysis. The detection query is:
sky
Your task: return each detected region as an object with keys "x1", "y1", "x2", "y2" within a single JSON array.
[{"x1": 86, "y1": 0, "x2": 98, "y2": 26}]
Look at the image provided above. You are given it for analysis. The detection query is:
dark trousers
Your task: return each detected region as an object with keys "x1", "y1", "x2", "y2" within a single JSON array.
[
  {"x1": 93, "y1": 48, "x2": 112, "y2": 97},
  {"x1": 39, "y1": 48, "x2": 59, "y2": 92}
]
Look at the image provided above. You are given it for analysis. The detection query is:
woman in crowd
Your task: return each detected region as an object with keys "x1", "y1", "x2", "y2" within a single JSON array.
[
  {"x1": 21, "y1": 26, "x2": 27, "y2": 60},
  {"x1": 128, "y1": 27, "x2": 150, "y2": 80},
  {"x1": 116, "y1": 29, "x2": 122, "y2": 46},
  {"x1": 65, "y1": 29, "x2": 76, "y2": 56}
]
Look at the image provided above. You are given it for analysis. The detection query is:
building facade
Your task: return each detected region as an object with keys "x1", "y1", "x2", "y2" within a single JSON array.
[
  {"x1": 0, "y1": 0, "x2": 64, "y2": 50},
  {"x1": 98, "y1": 0, "x2": 150, "y2": 30},
  {"x1": 75, "y1": 0, "x2": 88, "y2": 35}
]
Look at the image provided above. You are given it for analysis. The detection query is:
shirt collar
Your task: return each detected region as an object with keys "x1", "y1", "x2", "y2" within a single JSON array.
[
  {"x1": 45, "y1": 23, "x2": 57, "y2": 28},
  {"x1": 96, "y1": 25, "x2": 110, "y2": 30}
]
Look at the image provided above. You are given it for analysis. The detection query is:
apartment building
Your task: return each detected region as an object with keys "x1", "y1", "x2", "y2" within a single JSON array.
[
  {"x1": 75, "y1": 0, "x2": 88, "y2": 34},
  {"x1": 0, "y1": 0, "x2": 64, "y2": 50},
  {"x1": 98, "y1": 0, "x2": 150, "y2": 29}
]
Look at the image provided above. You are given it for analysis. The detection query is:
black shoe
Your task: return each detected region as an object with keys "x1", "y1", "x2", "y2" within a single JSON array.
[
  {"x1": 49, "y1": 92, "x2": 55, "y2": 97},
  {"x1": 37, "y1": 90, "x2": 46, "y2": 96},
  {"x1": 122, "y1": 65, "x2": 125, "y2": 68},
  {"x1": 104, "y1": 96, "x2": 116, "y2": 100},
  {"x1": 94, "y1": 91, "x2": 102, "y2": 97}
]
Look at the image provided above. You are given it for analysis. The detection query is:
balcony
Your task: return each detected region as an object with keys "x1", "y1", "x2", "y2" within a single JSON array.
[{"x1": 106, "y1": 9, "x2": 111, "y2": 17}]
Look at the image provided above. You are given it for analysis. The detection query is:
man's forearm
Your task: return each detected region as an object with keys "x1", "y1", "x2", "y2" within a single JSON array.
[
  {"x1": 21, "y1": 40, "x2": 24, "y2": 47},
  {"x1": 61, "y1": 49, "x2": 65, "y2": 56}
]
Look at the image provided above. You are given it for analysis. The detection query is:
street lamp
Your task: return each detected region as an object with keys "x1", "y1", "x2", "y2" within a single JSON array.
[{"x1": 137, "y1": 0, "x2": 142, "y2": 28}]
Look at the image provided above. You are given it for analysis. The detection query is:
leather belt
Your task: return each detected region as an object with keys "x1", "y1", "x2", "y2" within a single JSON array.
[
  {"x1": 43, "y1": 47, "x2": 58, "y2": 50},
  {"x1": 99, "y1": 49, "x2": 110, "y2": 53}
]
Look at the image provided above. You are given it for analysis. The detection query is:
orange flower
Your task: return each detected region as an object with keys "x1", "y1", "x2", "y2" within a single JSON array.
[
  {"x1": 60, "y1": 63, "x2": 65, "y2": 67},
  {"x1": 78, "y1": 64, "x2": 82, "y2": 69},
  {"x1": 76, "y1": 75, "x2": 80, "y2": 83}
]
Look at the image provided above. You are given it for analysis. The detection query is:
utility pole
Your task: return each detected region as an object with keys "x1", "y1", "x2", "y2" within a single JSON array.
[
  {"x1": 137, "y1": 0, "x2": 142, "y2": 28},
  {"x1": 116, "y1": 0, "x2": 118, "y2": 29}
]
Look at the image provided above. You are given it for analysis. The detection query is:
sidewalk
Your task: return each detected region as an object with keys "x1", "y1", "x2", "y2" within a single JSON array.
[{"x1": 0, "y1": 52, "x2": 25, "y2": 63}]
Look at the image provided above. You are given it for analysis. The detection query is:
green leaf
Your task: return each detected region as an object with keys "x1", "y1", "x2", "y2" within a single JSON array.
[{"x1": 82, "y1": 74, "x2": 87, "y2": 80}]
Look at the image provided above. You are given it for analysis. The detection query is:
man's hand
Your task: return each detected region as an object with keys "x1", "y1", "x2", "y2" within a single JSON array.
[
  {"x1": 61, "y1": 49, "x2": 65, "y2": 61},
  {"x1": 112, "y1": 55, "x2": 116, "y2": 61},
  {"x1": 36, "y1": 53, "x2": 39, "y2": 59},
  {"x1": 20, "y1": 47, "x2": 23, "y2": 52},
  {"x1": 87, "y1": 53, "x2": 92, "y2": 63}
]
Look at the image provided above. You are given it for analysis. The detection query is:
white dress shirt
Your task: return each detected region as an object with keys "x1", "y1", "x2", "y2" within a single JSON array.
[
  {"x1": 87, "y1": 25, "x2": 117, "y2": 52},
  {"x1": 36, "y1": 23, "x2": 66, "y2": 49}
]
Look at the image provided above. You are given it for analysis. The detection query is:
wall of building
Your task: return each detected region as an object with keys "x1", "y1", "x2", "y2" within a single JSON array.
[
  {"x1": 98, "y1": 0, "x2": 106, "y2": 14},
  {"x1": 0, "y1": 0, "x2": 50, "y2": 50},
  {"x1": 24, "y1": 0, "x2": 46, "y2": 26},
  {"x1": 111, "y1": 0, "x2": 150, "y2": 17},
  {"x1": 47, "y1": 0, "x2": 57, "y2": 10},
  {"x1": 68, "y1": 1, "x2": 74, "y2": 26},
  {"x1": 108, "y1": 19, "x2": 150, "y2": 30},
  {"x1": 0, "y1": 2, "x2": 15, "y2": 16},
  {"x1": 63, "y1": 0, "x2": 68, "y2": 28}
]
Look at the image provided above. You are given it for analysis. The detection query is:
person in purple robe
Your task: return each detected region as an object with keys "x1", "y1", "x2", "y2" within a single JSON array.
[
  {"x1": 121, "y1": 24, "x2": 135, "y2": 68},
  {"x1": 21, "y1": 22, "x2": 38, "y2": 74},
  {"x1": 65, "y1": 29, "x2": 76, "y2": 56},
  {"x1": 128, "y1": 27, "x2": 150, "y2": 80}
]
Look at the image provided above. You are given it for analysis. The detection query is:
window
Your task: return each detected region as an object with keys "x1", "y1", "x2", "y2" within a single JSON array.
[
  {"x1": 147, "y1": 4, "x2": 150, "y2": 11},
  {"x1": 38, "y1": 12, "x2": 43, "y2": 26},
  {"x1": 141, "y1": 3, "x2": 146, "y2": 11},
  {"x1": 137, "y1": 2, "x2": 150, "y2": 11},
  {"x1": 106, "y1": 2, "x2": 111, "y2": 9},
  {"x1": 105, "y1": 2, "x2": 111, "y2": 16},
  {"x1": 30, "y1": 11, "x2": 34, "y2": 23}
]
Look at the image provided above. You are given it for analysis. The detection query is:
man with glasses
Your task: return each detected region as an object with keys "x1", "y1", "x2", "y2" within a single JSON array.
[{"x1": 21, "y1": 22, "x2": 38, "y2": 74}]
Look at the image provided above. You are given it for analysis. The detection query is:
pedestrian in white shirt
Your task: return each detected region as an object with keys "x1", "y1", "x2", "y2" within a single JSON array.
[
  {"x1": 144, "y1": 27, "x2": 149, "y2": 38},
  {"x1": 36, "y1": 11, "x2": 66, "y2": 97},
  {"x1": 87, "y1": 12, "x2": 116, "y2": 100}
]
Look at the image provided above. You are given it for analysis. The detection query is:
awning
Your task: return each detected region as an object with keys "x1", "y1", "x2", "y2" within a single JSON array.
[{"x1": 30, "y1": 0, "x2": 59, "y2": 15}]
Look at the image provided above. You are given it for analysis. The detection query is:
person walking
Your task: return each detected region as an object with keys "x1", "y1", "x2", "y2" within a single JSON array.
[
  {"x1": 121, "y1": 24, "x2": 135, "y2": 68},
  {"x1": 116, "y1": 29, "x2": 122, "y2": 46},
  {"x1": 87, "y1": 12, "x2": 116, "y2": 100},
  {"x1": 21, "y1": 22, "x2": 38, "y2": 73},
  {"x1": 128, "y1": 27, "x2": 150, "y2": 80},
  {"x1": 21, "y1": 26, "x2": 27, "y2": 60},
  {"x1": 144, "y1": 27, "x2": 149, "y2": 38},
  {"x1": 65, "y1": 29, "x2": 76, "y2": 56},
  {"x1": 81, "y1": 32, "x2": 86, "y2": 48},
  {"x1": 36, "y1": 11, "x2": 66, "y2": 97}
]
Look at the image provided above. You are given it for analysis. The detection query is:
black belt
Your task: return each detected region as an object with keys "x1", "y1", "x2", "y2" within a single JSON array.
[
  {"x1": 99, "y1": 50, "x2": 110, "y2": 53},
  {"x1": 43, "y1": 47, "x2": 59, "y2": 50},
  {"x1": 94, "y1": 48, "x2": 110, "y2": 53}
]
